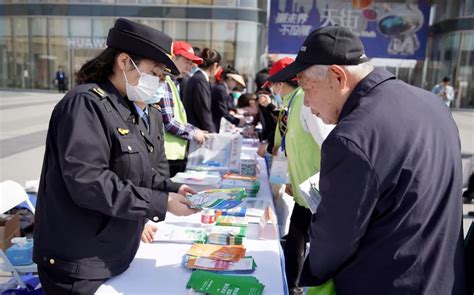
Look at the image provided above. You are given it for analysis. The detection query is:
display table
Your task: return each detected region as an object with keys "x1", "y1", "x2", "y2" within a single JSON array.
[{"x1": 96, "y1": 141, "x2": 287, "y2": 294}]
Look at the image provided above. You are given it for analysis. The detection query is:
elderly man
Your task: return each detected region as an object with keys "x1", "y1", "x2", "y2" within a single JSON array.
[{"x1": 267, "y1": 26, "x2": 468, "y2": 294}]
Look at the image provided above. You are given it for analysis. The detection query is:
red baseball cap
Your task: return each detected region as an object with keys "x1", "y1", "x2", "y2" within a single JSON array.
[
  {"x1": 172, "y1": 41, "x2": 203, "y2": 65},
  {"x1": 263, "y1": 57, "x2": 295, "y2": 88}
]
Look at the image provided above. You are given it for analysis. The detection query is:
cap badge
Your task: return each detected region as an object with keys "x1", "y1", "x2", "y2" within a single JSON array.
[{"x1": 300, "y1": 46, "x2": 307, "y2": 52}]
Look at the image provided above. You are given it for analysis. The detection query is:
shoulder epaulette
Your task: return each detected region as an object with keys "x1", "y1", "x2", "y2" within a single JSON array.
[{"x1": 88, "y1": 87, "x2": 108, "y2": 99}]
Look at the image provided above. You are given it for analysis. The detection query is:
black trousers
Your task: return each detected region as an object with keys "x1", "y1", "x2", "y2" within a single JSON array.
[
  {"x1": 58, "y1": 82, "x2": 67, "y2": 93},
  {"x1": 38, "y1": 265, "x2": 107, "y2": 295},
  {"x1": 168, "y1": 159, "x2": 187, "y2": 178},
  {"x1": 284, "y1": 202, "x2": 312, "y2": 289}
]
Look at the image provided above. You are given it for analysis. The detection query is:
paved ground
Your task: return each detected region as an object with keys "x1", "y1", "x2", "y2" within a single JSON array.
[{"x1": 0, "y1": 90, "x2": 473, "y2": 235}]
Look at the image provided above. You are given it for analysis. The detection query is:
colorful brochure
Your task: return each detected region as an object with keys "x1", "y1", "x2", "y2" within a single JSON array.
[
  {"x1": 186, "y1": 244, "x2": 246, "y2": 262},
  {"x1": 187, "y1": 188, "x2": 246, "y2": 210},
  {"x1": 184, "y1": 255, "x2": 256, "y2": 272},
  {"x1": 153, "y1": 224, "x2": 207, "y2": 244}
]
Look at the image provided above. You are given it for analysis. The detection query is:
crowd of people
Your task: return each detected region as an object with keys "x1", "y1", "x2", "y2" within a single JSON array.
[{"x1": 32, "y1": 18, "x2": 471, "y2": 295}]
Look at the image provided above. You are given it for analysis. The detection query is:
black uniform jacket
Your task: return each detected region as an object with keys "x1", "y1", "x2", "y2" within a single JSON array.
[
  {"x1": 33, "y1": 80, "x2": 181, "y2": 280},
  {"x1": 301, "y1": 69, "x2": 468, "y2": 294},
  {"x1": 211, "y1": 82, "x2": 240, "y2": 132},
  {"x1": 182, "y1": 70, "x2": 216, "y2": 133}
]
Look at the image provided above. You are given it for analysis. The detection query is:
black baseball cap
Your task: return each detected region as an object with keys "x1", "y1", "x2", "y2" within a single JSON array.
[
  {"x1": 107, "y1": 18, "x2": 179, "y2": 75},
  {"x1": 267, "y1": 26, "x2": 369, "y2": 82}
]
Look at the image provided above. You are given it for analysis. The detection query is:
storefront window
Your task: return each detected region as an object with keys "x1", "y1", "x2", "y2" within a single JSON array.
[
  {"x1": 163, "y1": 20, "x2": 187, "y2": 40},
  {"x1": 137, "y1": 19, "x2": 163, "y2": 31},
  {"x1": 30, "y1": 18, "x2": 50, "y2": 88},
  {"x1": 92, "y1": 19, "x2": 115, "y2": 37},
  {"x1": 0, "y1": 18, "x2": 12, "y2": 88},
  {"x1": 11, "y1": 18, "x2": 29, "y2": 88},
  {"x1": 457, "y1": 32, "x2": 474, "y2": 107},
  {"x1": 69, "y1": 18, "x2": 92, "y2": 37},
  {"x1": 235, "y1": 22, "x2": 258, "y2": 79},
  {"x1": 211, "y1": 21, "x2": 236, "y2": 66}
]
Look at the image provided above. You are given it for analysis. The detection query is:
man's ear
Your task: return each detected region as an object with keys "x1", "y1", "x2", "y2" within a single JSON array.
[
  {"x1": 329, "y1": 65, "x2": 348, "y2": 90},
  {"x1": 116, "y1": 53, "x2": 130, "y2": 71}
]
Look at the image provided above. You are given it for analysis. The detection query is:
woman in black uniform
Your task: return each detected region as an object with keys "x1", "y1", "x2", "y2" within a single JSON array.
[{"x1": 33, "y1": 18, "x2": 197, "y2": 294}]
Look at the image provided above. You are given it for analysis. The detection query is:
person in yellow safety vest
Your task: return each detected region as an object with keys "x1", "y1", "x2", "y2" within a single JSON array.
[
  {"x1": 158, "y1": 41, "x2": 209, "y2": 178},
  {"x1": 266, "y1": 57, "x2": 336, "y2": 295},
  {"x1": 141, "y1": 41, "x2": 208, "y2": 244}
]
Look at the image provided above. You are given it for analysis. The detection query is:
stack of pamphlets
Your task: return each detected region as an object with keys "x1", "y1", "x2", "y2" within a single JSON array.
[
  {"x1": 221, "y1": 178, "x2": 260, "y2": 198},
  {"x1": 187, "y1": 188, "x2": 246, "y2": 210},
  {"x1": 186, "y1": 270, "x2": 265, "y2": 295},
  {"x1": 153, "y1": 224, "x2": 207, "y2": 244},
  {"x1": 216, "y1": 216, "x2": 248, "y2": 227},
  {"x1": 186, "y1": 244, "x2": 246, "y2": 262},
  {"x1": 183, "y1": 256, "x2": 256, "y2": 273},
  {"x1": 223, "y1": 173, "x2": 258, "y2": 181},
  {"x1": 207, "y1": 225, "x2": 247, "y2": 245},
  {"x1": 171, "y1": 171, "x2": 221, "y2": 191}
]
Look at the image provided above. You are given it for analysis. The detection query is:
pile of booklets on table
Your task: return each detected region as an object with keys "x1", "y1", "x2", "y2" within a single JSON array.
[
  {"x1": 187, "y1": 188, "x2": 247, "y2": 210},
  {"x1": 153, "y1": 224, "x2": 207, "y2": 244},
  {"x1": 206, "y1": 215, "x2": 249, "y2": 245},
  {"x1": 171, "y1": 170, "x2": 221, "y2": 191},
  {"x1": 222, "y1": 173, "x2": 260, "y2": 198},
  {"x1": 187, "y1": 270, "x2": 265, "y2": 295},
  {"x1": 183, "y1": 244, "x2": 257, "y2": 274}
]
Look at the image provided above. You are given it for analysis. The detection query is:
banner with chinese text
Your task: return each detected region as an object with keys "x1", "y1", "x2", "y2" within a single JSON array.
[{"x1": 268, "y1": 0, "x2": 431, "y2": 60}]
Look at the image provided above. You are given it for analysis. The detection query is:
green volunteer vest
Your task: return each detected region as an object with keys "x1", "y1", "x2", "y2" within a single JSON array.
[
  {"x1": 285, "y1": 88, "x2": 321, "y2": 207},
  {"x1": 274, "y1": 90, "x2": 293, "y2": 150},
  {"x1": 164, "y1": 75, "x2": 188, "y2": 161},
  {"x1": 286, "y1": 88, "x2": 336, "y2": 294}
]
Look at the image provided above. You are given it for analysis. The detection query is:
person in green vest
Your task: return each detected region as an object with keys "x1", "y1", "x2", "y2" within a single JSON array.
[
  {"x1": 158, "y1": 41, "x2": 209, "y2": 178},
  {"x1": 266, "y1": 57, "x2": 336, "y2": 295}
]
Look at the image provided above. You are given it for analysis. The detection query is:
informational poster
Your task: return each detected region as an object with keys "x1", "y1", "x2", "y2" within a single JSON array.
[
  {"x1": 268, "y1": 0, "x2": 431, "y2": 60},
  {"x1": 187, "y1": 133, "x2": 242, "y2": 172}
]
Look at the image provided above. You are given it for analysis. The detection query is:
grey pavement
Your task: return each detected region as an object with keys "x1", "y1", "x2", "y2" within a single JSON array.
[{"x1": 0, "y1": 90, "x2": 473, "y2": 235}]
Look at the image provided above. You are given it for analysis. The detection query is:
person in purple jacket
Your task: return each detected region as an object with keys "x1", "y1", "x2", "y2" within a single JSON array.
[{"x1": 267, "y1": 26, "x2": 468, "y2": 295}]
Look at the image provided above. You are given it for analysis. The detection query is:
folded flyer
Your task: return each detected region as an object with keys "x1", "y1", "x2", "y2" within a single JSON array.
[
  {"x1": 187, "y1": 188, "x2": 246, "y2": 210},
  {"x1": 298, "y1": 173, "x2": 322, "y2": 214},
  {"x1": 216, "y1": 216, "x2": 248, "y2": 227},
  {"x1": 184, "y1": 255, "x2": 256, "y2": 272},
  {"x1": 153, "y1": 224, "x2": 207, "y2": 244}
]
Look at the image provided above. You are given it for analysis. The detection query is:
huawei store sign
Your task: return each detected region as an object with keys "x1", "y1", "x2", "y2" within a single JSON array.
[{"x1": 67, "y1": 38, "x2": 107, "y2": 49}]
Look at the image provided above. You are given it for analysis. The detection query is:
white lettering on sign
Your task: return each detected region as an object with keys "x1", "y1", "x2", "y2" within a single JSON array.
[
  {"x1": 279, "y1": 24, "x2": 312, "y2": 37},
  {"x1": 67, "y1": 38, "x2": 107, "y2": 49}
]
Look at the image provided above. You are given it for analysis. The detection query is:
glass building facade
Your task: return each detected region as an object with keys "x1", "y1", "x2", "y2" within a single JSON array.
[
  {"x1": 425, "y1": 0, "x2": 474, "y2": 108},
  {"x1": 0, "y1": 0, "x2": 267, "y2": 90}
]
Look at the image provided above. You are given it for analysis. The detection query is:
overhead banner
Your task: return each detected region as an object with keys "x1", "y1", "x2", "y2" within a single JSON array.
[{"x1": 268, "y1": 0, "x2": 431, "y2": 60}]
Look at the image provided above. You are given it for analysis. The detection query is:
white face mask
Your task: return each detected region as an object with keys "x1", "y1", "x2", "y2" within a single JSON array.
[
  {"x1": 144, "y1": 81, "x2": 168, "y2": 105},
  {"x1": 123, "y1": 59, "x2": 164, "y2": 103}
]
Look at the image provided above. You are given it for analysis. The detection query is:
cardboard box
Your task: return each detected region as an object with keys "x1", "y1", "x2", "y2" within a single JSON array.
[{"x1": 0, "y1": 212, "x2": 21, "y2": 251}]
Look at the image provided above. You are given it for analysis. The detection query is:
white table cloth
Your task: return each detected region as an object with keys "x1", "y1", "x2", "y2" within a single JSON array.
[{"x1": 96, "y1": 141, "x2": 287, "y2": 294}]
